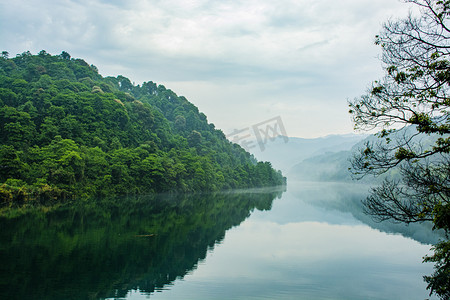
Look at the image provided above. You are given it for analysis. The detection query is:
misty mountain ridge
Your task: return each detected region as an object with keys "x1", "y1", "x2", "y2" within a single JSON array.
[
  {"x1": 289, "y1": 125, "x2": 445, "y2": 183},
  {"x1": 247, "y1": 133, "x2": 368, "y2": 173}
]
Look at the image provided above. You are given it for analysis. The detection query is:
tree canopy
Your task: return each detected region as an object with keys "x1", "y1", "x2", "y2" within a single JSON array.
[
  {"x1": 349, "y1": 1, "x2": 449, "y2": 298},
  {"x1": 0, "y1": 51, "x2": 285, "y2": 206}
]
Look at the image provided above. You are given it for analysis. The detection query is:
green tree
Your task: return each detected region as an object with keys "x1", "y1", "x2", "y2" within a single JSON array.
[
  {"x1": 0, "y1": 107, "x2": 36, "y2": 148},
  {"x1": 188, "y1": 130, "x2": 202, "y2": 147},
  {"x1": 0, "y1": 145, "x2": 26, "y2": 181},
  {"x1": 348, "y1": 1, "x2": 450, "y2": 298},
  {"x1": 60, "y1": 51, "x2": 71, "y2": 60},
  {"x1": 0, "y1": 88, "x2": 18, "y2": 107}
]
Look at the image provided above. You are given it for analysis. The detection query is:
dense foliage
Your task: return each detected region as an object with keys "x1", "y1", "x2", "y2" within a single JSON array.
[{"x1": 0, "y1": 50, "x2": 285, "y2": 205}]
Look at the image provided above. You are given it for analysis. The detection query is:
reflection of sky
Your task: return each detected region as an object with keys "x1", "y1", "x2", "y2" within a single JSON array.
[
  {"x1": 118, "y1": 184, "x2": 438, "y2": 300},
  {"x1": 249, "y1": 183, "x2": 365, "y2": 226}
]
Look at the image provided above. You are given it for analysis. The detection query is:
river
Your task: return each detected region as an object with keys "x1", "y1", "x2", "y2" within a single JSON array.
[{"x1": 0, "y1": 181, "x2": 440, "y2": 299}]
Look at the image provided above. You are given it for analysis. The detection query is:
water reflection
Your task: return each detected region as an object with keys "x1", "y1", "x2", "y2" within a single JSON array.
[
  {"x1": 144, "y1": 183, "x2": 438, "y2": 300},
  {"x1": 283, "y1": 181, "x2": 444, "y2": 245},
  {"x1": 161, "y1": 221, "x2": 433, "y2": 300},
  {"x1": 0, "y1": 188, "x2": 284, "y2": 300}
]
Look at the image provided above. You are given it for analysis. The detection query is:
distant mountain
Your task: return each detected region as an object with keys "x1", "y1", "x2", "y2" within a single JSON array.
[
  {"x1": 288, "y1": 125, "x2": 441, "y2": 182},
  {"x1": 288, "y1": 150, "x2": 353, "y2": 182},
  {"x1": 248, "y1": 134, "x2": 367, "y2": 174}
]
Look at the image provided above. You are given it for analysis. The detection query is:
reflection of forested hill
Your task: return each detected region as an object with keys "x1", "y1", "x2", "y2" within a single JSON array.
[{"x1": 0, "y1": 189, "x2": 284, "y2": 299}]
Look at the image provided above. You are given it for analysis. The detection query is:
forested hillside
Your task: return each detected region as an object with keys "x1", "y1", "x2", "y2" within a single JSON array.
[{"x1": 0, "y1": 51, "x2": 285, "y2": 205}]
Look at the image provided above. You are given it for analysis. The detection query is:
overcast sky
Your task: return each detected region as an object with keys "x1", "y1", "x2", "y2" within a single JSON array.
[{"x1": 0, "y1": 0, "x2": 414, "y2": 138}]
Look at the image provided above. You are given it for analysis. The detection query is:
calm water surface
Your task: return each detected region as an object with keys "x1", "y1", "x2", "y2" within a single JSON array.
[{"x1": 0, "y1": 181, "x2": 440, "y2": 299}]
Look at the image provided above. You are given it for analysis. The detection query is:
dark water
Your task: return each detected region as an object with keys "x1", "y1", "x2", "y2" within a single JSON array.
[{"x1": 0, "y1": 182, "x2": 440, "y2": 299}]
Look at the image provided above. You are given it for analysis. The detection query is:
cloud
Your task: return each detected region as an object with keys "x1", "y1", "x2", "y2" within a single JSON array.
[{"x1": 0, "y1": 0, "x2": 414, "y2": 137}]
